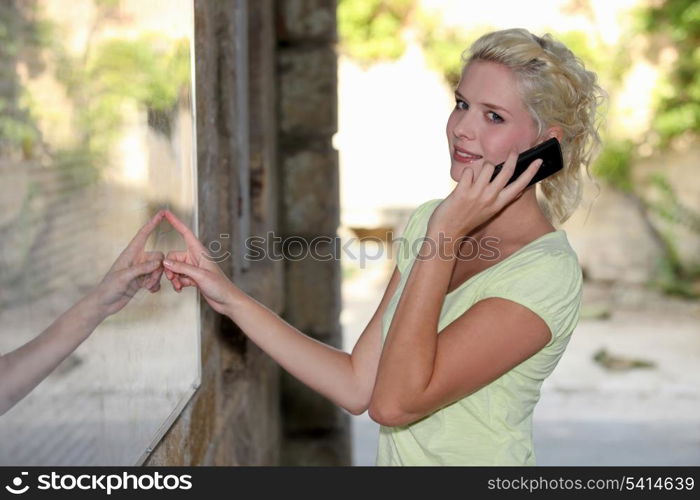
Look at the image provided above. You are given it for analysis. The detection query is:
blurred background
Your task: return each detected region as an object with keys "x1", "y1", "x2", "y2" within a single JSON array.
[{"x1": 335, "y1": 0, "x2": 700, "y2": 465}]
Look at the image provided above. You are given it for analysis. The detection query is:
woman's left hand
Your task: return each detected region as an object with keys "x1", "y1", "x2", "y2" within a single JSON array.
[
  {"x1": 428, "y1": 150, "x2": 543, "y2": 240},
  {"x1": 160, "y1": 210, "x2": 243, "y2": 316}
]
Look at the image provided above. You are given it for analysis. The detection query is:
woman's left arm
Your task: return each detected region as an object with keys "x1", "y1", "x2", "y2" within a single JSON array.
[{"x1": 369, "y1": 152, "x2": 549, "y2": 427}]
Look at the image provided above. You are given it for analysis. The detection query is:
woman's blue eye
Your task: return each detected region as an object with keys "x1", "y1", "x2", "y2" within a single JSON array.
[
  {"x1": 455, "y1": 99, "x2": 503, "y2": 123},
  {"x1": 487, "y1": 111, "x2": 504, "y2": 123}
]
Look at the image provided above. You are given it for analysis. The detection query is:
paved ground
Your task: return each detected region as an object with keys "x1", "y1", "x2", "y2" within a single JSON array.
[{"x1": 340, "y1": 249, "x2": 700, "y2": 466}]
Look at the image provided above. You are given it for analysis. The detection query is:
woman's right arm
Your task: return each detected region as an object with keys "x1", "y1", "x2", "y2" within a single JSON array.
[
  {"x1": 223, "y1": 265, "x2": 402, "y2": 415},
  {"x1": 161, "y1": 210, "x2": 402, "y2": 415}
]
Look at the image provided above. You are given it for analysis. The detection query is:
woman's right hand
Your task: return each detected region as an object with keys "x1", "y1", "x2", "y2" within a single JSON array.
[{"x1": 161, "y1": 210, "x2": 242, "y2": 315}]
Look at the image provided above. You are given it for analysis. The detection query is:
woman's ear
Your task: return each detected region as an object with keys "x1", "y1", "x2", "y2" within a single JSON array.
[{"x1": 545, "y1": 126, "x2": 564, "y2": 142}]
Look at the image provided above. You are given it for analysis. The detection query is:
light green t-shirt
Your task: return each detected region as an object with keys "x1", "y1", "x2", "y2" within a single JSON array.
[{"x1": 376, "y1": 198, "x2": 583, "y2": 466}]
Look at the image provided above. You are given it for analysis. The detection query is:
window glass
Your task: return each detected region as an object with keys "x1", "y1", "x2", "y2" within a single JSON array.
[{"x1": 0, "y1": 0, "x2": 199, "y2": 465}]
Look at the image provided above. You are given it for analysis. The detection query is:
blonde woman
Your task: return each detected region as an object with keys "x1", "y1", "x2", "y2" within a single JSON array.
[{"x1": 162, "y1": 28, "x2": 606, "y2": 465}]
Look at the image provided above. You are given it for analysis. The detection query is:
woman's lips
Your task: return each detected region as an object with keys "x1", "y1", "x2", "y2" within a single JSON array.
[{"x1": 453, "y1": 147, "x2": 483, "y2": 163}]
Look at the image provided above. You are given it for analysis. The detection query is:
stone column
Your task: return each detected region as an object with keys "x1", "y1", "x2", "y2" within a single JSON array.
[{"x1": 276, "y1": 0, "x2": 350, "y2": 465}]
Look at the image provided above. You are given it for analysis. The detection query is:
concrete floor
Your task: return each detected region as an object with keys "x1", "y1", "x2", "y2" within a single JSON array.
[{"x1": 340, "y1": 250, "x2": 700, "y2": 466}]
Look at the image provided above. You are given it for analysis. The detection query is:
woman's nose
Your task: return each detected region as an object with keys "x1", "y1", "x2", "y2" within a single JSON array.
[{"x1": 453, "y1": 111, "x2": 476, "y2": 140}]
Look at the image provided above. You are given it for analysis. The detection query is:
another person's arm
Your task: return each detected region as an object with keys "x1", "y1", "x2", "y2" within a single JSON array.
[
  {"x1": 161, "y1": 210, "x2": 401, "y2": 415},
  {"x1": 0, "y1": 212, "x2": 165, "y2": 416}
]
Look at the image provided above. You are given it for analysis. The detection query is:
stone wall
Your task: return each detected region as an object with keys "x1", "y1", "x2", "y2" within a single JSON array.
[
  {"x1": 561, "y1": 143, "x2": 700, "y2": 286},
  {"x1": 276, "y1": 0, "x2": 350, "y2": 465},
  {"x1": 146, "y1": 0, "x2": 349, "y2": 465}
]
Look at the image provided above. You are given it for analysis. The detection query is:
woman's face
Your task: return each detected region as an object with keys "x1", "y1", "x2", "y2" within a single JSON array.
[{"x1": 446, "y1": 60, "x2": 541, "y2": 183}]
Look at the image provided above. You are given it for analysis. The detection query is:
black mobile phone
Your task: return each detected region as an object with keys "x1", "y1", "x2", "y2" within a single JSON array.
[{"x1": 489, "y1": 137, "x2": 563, "y2": 187}]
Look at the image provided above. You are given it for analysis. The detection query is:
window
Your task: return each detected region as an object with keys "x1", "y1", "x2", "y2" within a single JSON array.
[{"x1": 0, "y1": 0, "x2": 199, "y2": 465}]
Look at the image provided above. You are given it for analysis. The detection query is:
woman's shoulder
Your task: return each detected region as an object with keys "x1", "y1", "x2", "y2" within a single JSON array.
[
  {"x1": 485, "y1": 229, "x2": 582, "y2": 286},
  {"x1": 512, "y1": 228, "x2": 578, "y2": 260},
  {"x1": 412, "y1": 198, "x2": 443, "y2": 222},
  {"x1": 394, "y1": 199, "x2": 443, "y2": 274},
  {"x1": 477, "y1": 230, "x2": 583, "y2": 344},
  {"x1": 398, "y1": 198, "x2": 443, "y2": 242}
]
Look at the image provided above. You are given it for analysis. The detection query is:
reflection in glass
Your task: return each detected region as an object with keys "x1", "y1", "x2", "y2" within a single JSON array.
[{"x1": 0, "y1": 0, "x2": 199, "y2": 465}]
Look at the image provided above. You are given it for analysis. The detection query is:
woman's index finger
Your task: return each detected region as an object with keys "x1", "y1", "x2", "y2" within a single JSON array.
[{"x1": 501, "y1": 158, "x2": 543, "y2": 200}]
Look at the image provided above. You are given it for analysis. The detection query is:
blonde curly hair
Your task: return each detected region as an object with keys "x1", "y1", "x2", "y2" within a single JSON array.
[{"x1": 463, "y1": 28, "x2": 607, "y2": 224}]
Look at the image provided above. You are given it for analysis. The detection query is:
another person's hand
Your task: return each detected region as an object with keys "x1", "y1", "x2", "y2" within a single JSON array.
[
  {"x1": 161, "y1": 210, "x2": 241, "y2": 315},
  {"x1": 0, "y1": 210, "x2": 168, "y2": 415},
  {"x1": 90, "y1": 211, "x2": 166, "y2": 317}
]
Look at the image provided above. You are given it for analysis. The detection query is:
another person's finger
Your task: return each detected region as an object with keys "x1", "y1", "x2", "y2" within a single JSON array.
[
  {"x1": 123, "y1": 258, "x2": 162, "y2": 285},
  {"x1": 145, "y1": 268, "x2": 163, "y2": 290},
  {"x1": 165, "y1": 250, "x2": 189, "y2": 262},
  {"x1": 113, "y1": 211, "x2": 165, "y2": 269}
]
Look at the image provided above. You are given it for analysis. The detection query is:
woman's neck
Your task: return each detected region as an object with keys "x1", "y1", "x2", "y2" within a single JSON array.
[{"x1": 465, "y1": 186, "x2": 555, "y2": 245}]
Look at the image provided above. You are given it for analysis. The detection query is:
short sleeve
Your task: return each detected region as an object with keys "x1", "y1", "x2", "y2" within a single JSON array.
[
  {"x1": 394, "y1": 199, "x2": 442, "y2": 274},
  {"x1": 477, "y1": 250, "x2": 583, "y2": 344}
]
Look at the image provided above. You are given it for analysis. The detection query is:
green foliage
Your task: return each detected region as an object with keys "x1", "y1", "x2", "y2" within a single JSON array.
[
  {"x1": 337, "y1": 0, "x2": 416, "y2": 64},
  {"x1": 53, "y1": 147, "x2": 102, "y2": 190},
  {"x1": 3, "y1": 0, "x2": 191, "y2": 191},
  {"x1": 646, "y1": 172, "x2": 700, "y2": 233},
  {"x1": 649, "y1": 230, "x2": 700, "y2": 298},
  {"x1": 337, "y1": 0, "x2": 627, "y2": 93},
  {"x1": 0, "y1": 1, "x2": 52, "y2": 157},
  {"x1": 634, "y1": 173, "x2": 700, "y2": 299},
  {"x1": 628, "y1": 0, "x2": 700, "y2": 296},
  {"x1": 591, "y1": 139, "x2": 635, "y2": 194},
  {"x1": 553, "y1": 31, "x2": 605, "y2": 73},
  {"x1": 651, "y1": 89, "x2": 699, "y2": 142},
  {"x1": 341, "y1": 261, "x2": 360, "y2": 281},
  {"x1": 0, "y1": 98, "x2": 39, "y2": 157},
  {"x1": 0, "y1": 10, "x2": 53, "y2": 58},
  {"x1": 87, "y1": 36, "x2": 191, "y2": 112},
  {"x1": 415, "y1": 12, "x2": 481, "y2": 88},
  {"x1": 94, "y1": 0, "x2": 120, "y2": 8},
  {"x1": 418, "y1": 26, "x2": 628, "y2": 92},
  {"x1": 51, "y1": 33, "x2": 191, "y2": 182},
  {"x1": 636, "y1": 0, "x2": 700, "y2": 145},
  {"x1": 552, "y1": 30, "x2": 630, "y2": 88}
]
